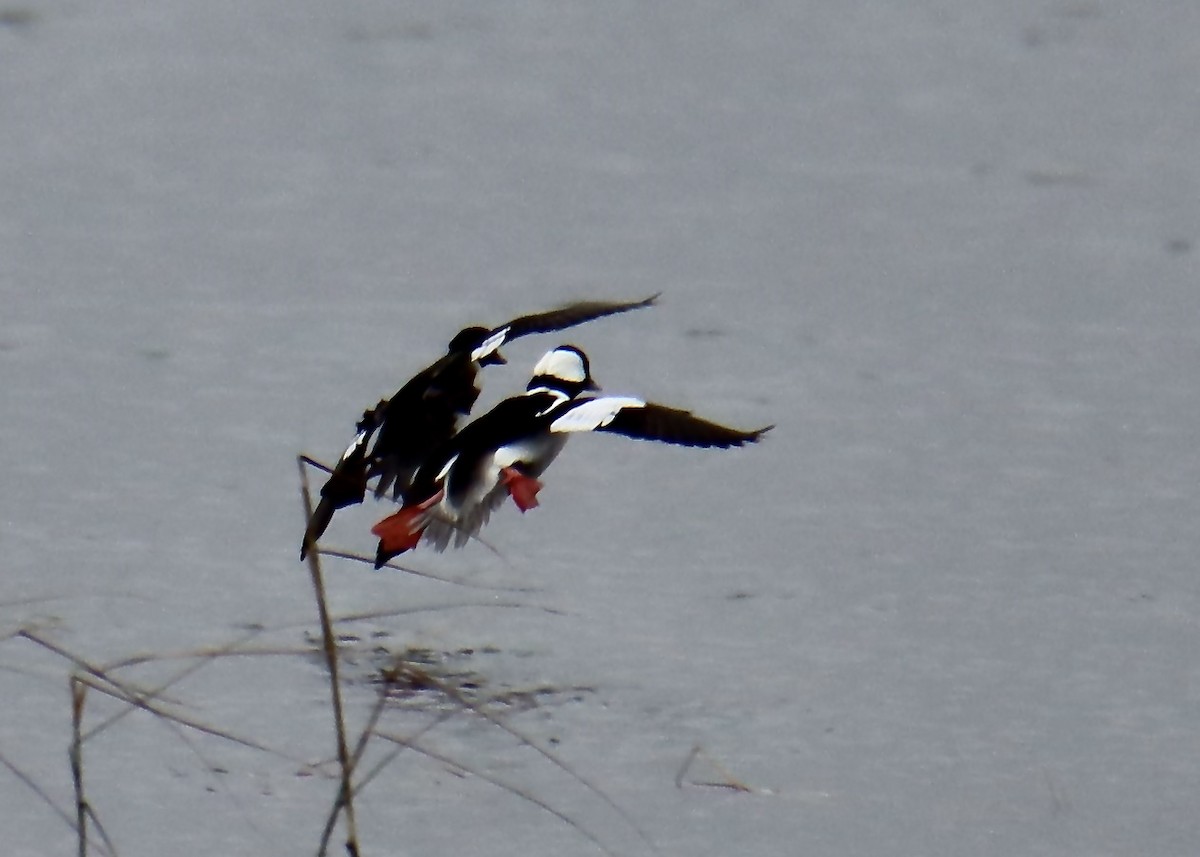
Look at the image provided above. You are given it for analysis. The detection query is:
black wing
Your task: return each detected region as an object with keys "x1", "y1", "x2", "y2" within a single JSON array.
[
  {"x1": 301, "y1": 403, "x2": 385, "y2": 558},
  {"x1": 367, "y1": 295, "x2": 655, "y2": 498},
  {"x1": 368, "y1": 352, "x2": 480, "y2": 499},
  {"x1": 596, "y1": 402, "x2": 771, "y2": 448},
  {"x1": 498, "y1": 294, "x2": 659, "y2": 341}
]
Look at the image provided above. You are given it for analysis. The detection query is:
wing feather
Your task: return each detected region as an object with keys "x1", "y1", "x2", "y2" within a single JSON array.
[
  {"x1": 499, "y1": 295, "x2": 658, "y2": 340},
  {"x1": 594, "y1": 401, "x2": 771, "y2": 448},
  {"x1": 549, "y1": 397, "x2": 647, "y2": 433}
]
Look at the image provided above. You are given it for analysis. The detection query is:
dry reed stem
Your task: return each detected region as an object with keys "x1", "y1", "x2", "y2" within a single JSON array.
[
  {"x1": 69, "y1": 677, "x2": 86, "y2": 857},
  {"x1": 313, "y1": 670, "x2": 439, "y2": 856},
  {"x1": 298, "y1": 455, "x2": 361, "y2": 857},
  {"x1": 0, "y1": 750, "x2": 82, "y2": 839},
  {"x1": 674, "y1": 743, "x2": 758, "y2": 793},
  {"x1": 68, "y1": 676, "x2": 117, "y2": 857},
  {"x1": 20, "y1": 630, "x2": 298, "y2": 761},
  {"x1": 8, "y1": 444, "x2": 653, "y2": 857},
  {"x1": 317, "y1": 547, "x2": 524, "y2": 591},
  {"x1": 379, "y1": 661, "x2": 659, "y2": 857},
  {"x1": 375, "y1": 729, "x2": 621, "y2": 857}
]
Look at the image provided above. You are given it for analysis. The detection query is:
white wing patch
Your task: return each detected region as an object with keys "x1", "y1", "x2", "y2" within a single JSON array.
[
  {"x1": 339, "y1": 429, "x2": 370, "y2": 462},
  {"x1": 470, "y1": 327, "x2": 509, "y2": 362},
  {"x1": 527, "y1": 387, "x2": 570, "y2": 415},
  {"x1": 435, "y1": 453, "x2": 460, "y2": 482},
  {"x1": 550, "y1": 397, "x2": 645, "y2": 433}
]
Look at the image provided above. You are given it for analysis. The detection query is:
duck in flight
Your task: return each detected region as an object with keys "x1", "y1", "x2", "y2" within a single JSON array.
[
  {"x1": 370, "y1": 344, "x2": 771, "y2": 565},
  {"x1": 301, "y1": 296, "x2": 657, "y2": 558}
]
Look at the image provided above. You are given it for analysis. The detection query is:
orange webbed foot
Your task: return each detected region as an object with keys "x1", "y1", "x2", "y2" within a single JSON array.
[{"x1": 500, "y1": 467, "x2": 542, "y2": 512}]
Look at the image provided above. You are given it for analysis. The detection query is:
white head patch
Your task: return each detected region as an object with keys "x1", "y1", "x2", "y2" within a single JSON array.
[{"x1": 531, "y1": 347, "x2": 587, "y2": 384}]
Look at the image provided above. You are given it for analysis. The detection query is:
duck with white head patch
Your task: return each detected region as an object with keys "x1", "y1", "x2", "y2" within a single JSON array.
[
  {"x1": 371, "y1": 345, "x2": 771, "y2": 565},
  {"x1": 300, "y1": 296, "x2": 657, "y2": 559}
]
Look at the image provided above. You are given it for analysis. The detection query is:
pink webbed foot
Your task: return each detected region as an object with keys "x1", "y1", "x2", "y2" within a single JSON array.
[{"x1": 501, "y1": 467, "x2": 542, "y2": 512}]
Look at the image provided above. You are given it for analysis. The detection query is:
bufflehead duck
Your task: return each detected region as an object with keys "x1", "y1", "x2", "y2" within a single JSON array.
[
  {"x1": 301, "y1": 296, "x2": 657, "y2": 558},
  {"x1": 370, "y1": 345, "x2": 770, "y2": 564}
]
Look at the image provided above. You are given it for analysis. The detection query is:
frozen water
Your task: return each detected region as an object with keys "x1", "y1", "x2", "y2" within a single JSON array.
[{"x1": 3, "y1": 1, "x2": 1199, "y2": 855}]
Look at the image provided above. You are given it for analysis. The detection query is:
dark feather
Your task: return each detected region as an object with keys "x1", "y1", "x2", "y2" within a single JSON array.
[
  {"x1": 369, "y1": 354, "x2": 477, "y2": 499},
  {"x1": 306, "y1": 298, "x2": 658, "y2": 551},
  {"x1": 501, "y1": 294, "x2": 658, "y2": 340},
  {"x1": 300, "y1": 404, "x2": 384, "y2": 556},
  {"x1": 597, "y1": 402, "x2": 771, "y2": 448}
]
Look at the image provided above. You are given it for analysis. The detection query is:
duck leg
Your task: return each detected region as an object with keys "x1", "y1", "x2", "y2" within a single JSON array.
[{"x1": 500, "y1": 466, "x2": 543, "y2": 512}]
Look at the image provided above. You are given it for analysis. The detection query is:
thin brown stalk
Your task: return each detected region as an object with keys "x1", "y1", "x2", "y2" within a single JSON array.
[
  {"x1": 0, "y1": 749, "x2": 79, "y2": 837},
  {"x1": 61, "y1": 678, "x2": 120, "y2": 857},
  {"x1": 316, "y1": 668, "x2": 468, "y2": 855},
  {"x1": 72, "y1": 674, "x2": 296, "y2": 760},
  {"x1": 387, "y1": 663, "x2": 659, "y2": 856},
  {"x1": 299, "y1": 455, "x2": 335, "y2": 476},
  {"x1": 314, "y1": 671, "x2": 402, "y2": 857},
  {"x1": 18, "y1": 630, "x2": 115, "y2": 689},
  {"x1": 674, "y1": 743, "x2": 756, "y2": 793},
  {"x1": 86, "y1": 629, "x2": 280, "y2": 741},
  {"x1": 98, "y1": 642, "x2": 310, "y2": 673},
  {"x1": 299, "y1": 455, "x2": 361, "y2": 857},
  {"x1": 674, "y1": 744, "x2": 702, "y2": 788},
  {"x1": 331, "y1": 600, "x2": 564, "y2": 624},
  {"x1": 70, "y1": 676, "x2": 88, "y2": 857},
  {"x1": 20, "y1": 630, "x2": 298, "y2": 762},
  {"x1": 256, "y1": 600, "x2": 564, "y2": 640},
  {"x1": 318, "y1": 548, "x2": 524, "y2": 591},
  {"x1": 348, "y1": 708, "x2": 456, "y2": 798},
  {"x1": 83, "y1": 803, "x2": 119, "y2": 857},
  {"x1": 374, "y1": 729, "x2": 619, "y2": 857}
]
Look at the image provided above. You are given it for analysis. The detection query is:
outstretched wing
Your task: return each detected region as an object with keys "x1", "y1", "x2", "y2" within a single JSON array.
[
  {"x1": 550, "y1": 397, "x2": 771, "y2": 448},
  {"x1": 492, "y1": 294, "x2": 659, "y2": 345}
]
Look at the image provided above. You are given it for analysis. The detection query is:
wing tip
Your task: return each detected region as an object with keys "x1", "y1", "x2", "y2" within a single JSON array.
[
  {"x1": 724, "y1": 424, "x2": 772, "y2": 447},
  {"x1": 735, "y1": 423, "x2": 774, "y2": 445}
]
